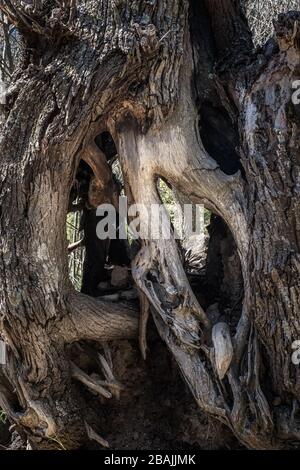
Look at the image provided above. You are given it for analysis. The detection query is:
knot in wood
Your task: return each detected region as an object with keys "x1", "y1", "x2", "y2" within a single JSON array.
[{"x1": 133, "y1": 23, "x2": 158, "y2": 55}]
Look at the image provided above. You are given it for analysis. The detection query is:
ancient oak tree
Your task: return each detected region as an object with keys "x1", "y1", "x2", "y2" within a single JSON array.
[{"x1": 0, "y1": 0, "x2": 299, "y2": 450}]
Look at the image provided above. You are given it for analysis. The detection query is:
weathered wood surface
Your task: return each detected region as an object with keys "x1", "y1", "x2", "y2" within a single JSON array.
[{"x1": 0, "y1": 0, "x2": 299, "y2": 449}]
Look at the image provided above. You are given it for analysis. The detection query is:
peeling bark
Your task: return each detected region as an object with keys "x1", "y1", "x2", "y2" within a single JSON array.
[{"x1": 0, "y1": 0, "x2": 299, "y2": 450}]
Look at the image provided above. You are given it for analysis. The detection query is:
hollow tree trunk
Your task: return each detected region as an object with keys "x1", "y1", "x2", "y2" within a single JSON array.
[{"x1": 0, "y1": 0, "x2": 299, "y2": 450}]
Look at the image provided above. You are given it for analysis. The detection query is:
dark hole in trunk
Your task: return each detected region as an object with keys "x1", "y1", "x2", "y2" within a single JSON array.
[
  {"x1": 66, "y1": 157, "x2": 243, "y2": 450},
  {"x1": 185, "y1": 212, "x2": 244, "y2": 332},
  {"x1": 94, "y1": 131, "x2": 118, "y2": 162},
  {"x1": 199, "y1": 102, "x2": 243, "y2": 176},
  {"x1": 67, "y1": 132, "x2": 131, "y2": 296},
  {"x1": 156, "y1": 178, "x2": 243, "y2": 331}
]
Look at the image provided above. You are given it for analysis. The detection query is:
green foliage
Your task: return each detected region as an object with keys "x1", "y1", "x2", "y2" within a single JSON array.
[
  {"x1": 158, "y1": 179, "x2": 175, "y2": 206},
  {"x1": 158, "y1": 178, "x2": 212, "y2": 232},
  {"x1": 204, "y1": 208, "x2": 211, "y2": 228},
  {"x1": 157, "y1": 178, "x2": 177, "y2": 225},
  {"x1": 0, "y1": 410, "x2": 6, "y2": 423},
  {"x1": 67, "y1": 212, "x2": 84, "y2": 291}
]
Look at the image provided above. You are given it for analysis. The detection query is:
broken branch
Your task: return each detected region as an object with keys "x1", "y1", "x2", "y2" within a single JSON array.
[
  {"x1": 61, "y1": 291, "x2": 139, "y2": 344},
  {"x1": 71, "y1": 362, "x2": 112, "y2": 399}
]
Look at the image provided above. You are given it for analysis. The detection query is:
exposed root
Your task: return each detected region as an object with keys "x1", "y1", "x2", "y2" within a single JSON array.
[
  {"x1": 85, "y1": 422, "x2": 109, "y2": 449},
  {"x1": 139, "y1": 292, "x2": 150, "y2": 360},
  {"x1": 98, "y1": 353, "x2": 124, "y2": 400},
  {"x1": 62, "y1": 291, "x2": 139, "y2": 344},
  {"x1": 100, "y1": 342, "x2": 113, "y2": 370},
  {"x1": 71, "y1": 362, "x2": 112, "y2": 399}
]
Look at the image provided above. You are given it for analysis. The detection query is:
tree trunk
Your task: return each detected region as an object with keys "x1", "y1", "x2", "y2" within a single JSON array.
[{"x1": 0, "y1": 0, "x2": 299, "y2": 449}]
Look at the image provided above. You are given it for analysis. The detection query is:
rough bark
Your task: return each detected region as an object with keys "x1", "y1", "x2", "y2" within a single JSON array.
[{"x1": 0, "y1": 0, "x2": 299, "y2": 450}]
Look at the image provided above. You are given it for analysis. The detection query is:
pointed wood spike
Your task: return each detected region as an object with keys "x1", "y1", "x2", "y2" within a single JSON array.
[{"x1": 212, "y1": 322, "x2": 233, "y2": 380}]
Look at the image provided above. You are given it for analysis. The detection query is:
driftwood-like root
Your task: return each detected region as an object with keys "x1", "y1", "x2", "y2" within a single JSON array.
[
  {"x1": 71, "y1": 362, "x2": 112, "y2": 399},
  {"x1": 85, "y1": 421, "x2": 109, "y2": 449},
  {"x1": 98, "y1": 353, "x2": 124, "y2": 399},
  {"x1": 62, "y1": 291, "x2": 139, "y2": 344},
  {"x1": 138, "y1": 292, "x2": 150, "y2": 360}
]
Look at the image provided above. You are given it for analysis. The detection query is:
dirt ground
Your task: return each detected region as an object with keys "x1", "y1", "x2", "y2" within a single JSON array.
[
  {"x1": 0, "y1": 249, "x2": 241, "y2": 451},
  {"x1": 0, "y1": 320, "x2": 240, "y2": 451}
]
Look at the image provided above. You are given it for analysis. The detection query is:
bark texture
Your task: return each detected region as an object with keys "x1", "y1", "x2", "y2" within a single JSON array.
[{"x1": 0, "y1": 0, "x2": 299, "y2": 449}]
